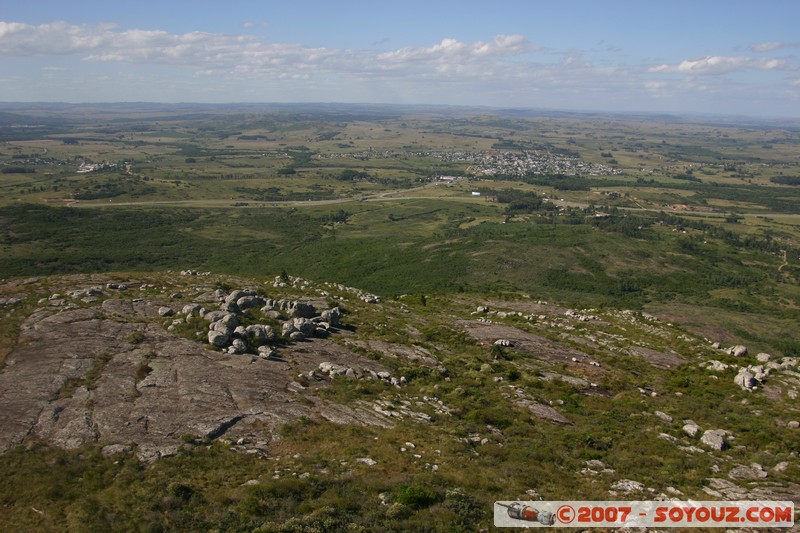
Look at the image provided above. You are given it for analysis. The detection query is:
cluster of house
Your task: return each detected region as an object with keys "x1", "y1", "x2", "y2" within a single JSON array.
[
  {"x1": 76, "y1": 161, "x2": 114, "y2": 173},
  {"x1": 321, "y1": 148, "x2": 620, "y2": 178}
]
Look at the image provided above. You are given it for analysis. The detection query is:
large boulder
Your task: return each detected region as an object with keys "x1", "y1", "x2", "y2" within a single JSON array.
[
  {"x1": 320, "y1": 308, "x2": 341, "y2": 327},
  {"x1": 245, "y1": 324, "x2": 268, "y2": 345},
  {"x1": 734, "y1": 368, "x2": 757, "y2": 391},
  {"x1": 290, "y1": 302, "x2": 317, "y2": 319},
  {"x1": 208, "y1": 330, "x2": 230, "y2": 347},
  {"x1": 211, "y1": 320, "x2": 231, "y2": 334},
  {"x1": 220, "y1": 313, "x2": 239, "y2": 330},
  {"x1": 203, "y1": 310, "x2": 227, "y2": 322},
  {"x1": 223, "y1": 290, "x2": 252, "y2": 313},
  {"x1": 728, "y1": 345, "x2": 748, "y2": 357},
  {"x1": 682, "y1": 420, "x2": 701, "y2": 438},
  {"x1": 281, "y1": 321, "x2": 295, "y2": 337},
  {"x1": 292, "y1": 317, "x2": 315, "y2": 337},
  {"x1": 700, "y1": 429, "x2": 730, "y2": 451},
  {"x1": 237, "y1": 295, "x2": 265, "y2": 310}
]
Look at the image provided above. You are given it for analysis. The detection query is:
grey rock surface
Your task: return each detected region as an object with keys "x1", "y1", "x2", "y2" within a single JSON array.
[{"x1": 0, "y1": 302, "x2": 392, "y2": 461}]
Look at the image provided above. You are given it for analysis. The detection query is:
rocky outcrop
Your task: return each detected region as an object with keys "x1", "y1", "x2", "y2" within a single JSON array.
[
  {"x1": 315, "y1": 362, "x2": 407, "y2": 387},
  {"x1": 0, "y1": 296, "x2": 394, "y2": 461},
  {"x1": 197, "y1": 289, "x2": 343, "y2": 353}
]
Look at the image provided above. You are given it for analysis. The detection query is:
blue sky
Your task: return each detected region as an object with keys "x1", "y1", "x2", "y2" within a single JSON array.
[{"x1": 1, "y1": 1, "x2": 799, "y2": 116}]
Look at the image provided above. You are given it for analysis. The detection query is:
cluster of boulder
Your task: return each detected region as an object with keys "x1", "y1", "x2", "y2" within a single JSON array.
[
  {"x1": 313, "y1": 362, "x2": 406, "y2": 386},
  {"x1": 180, "y1": 269, "x2": 211, "y2": 276},
  {"x1": 702, "y1": 346, "x2": 799, "y2": 393},
  {"x1": 564, "y1": 309, "x2": 601, "y2": 322},
  {"x1": 196, "y1": 289, "x2": 342, "y2": 355},
  {"x1": 272, "y1": 275, "x2": 383, "y2": 302}
]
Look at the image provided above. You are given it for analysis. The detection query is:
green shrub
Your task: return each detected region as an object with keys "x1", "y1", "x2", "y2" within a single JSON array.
[{"x1": 395, "y1": 484, "x2": 438, "y2": 510}]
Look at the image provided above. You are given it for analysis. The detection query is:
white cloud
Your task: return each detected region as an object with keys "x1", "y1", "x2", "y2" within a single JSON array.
[
  {"x1": 751, "y1": 41, "x2": 800, "y2": 52},
  {"x1": 650, "y1": 55, "x2": 794, "y2": 75},
  {"x1": 241, "y1": 22, "x2": 270, "y2": 29},
  {"x1": 0, "y1": 20, "x2": 119, "y2": 56},
  {"x1": 378, "y1": 34, "x2": 532, "y2": 64},
  {"x1": 751, "y1": 41, "x2": 782, "y2": 52}
]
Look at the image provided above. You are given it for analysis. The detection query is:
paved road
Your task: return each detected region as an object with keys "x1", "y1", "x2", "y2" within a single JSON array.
[{"x1": 65, "y1": 184, "x2": 800, "y2": 222}]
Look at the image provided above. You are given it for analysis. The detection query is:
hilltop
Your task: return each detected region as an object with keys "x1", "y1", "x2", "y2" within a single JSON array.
[{"x1": 0, "y1": 271, "x2": 797, "y2": 531}]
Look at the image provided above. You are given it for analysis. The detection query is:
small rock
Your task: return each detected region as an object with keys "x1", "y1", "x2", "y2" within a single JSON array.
[
  {"x1": 655, "y1": 411, "x2": 673, "y2": 423},
  {"x1": 101, "y1": 444, "x2": 133, "y2": 457},
  {"x1": 788, "y1": 421, "x2": 800, "y2": 429},
  {"x1": 182, "y1": 304, "x2": 202, "y2": 316},
  {"x1": 682, "y1": 421, "x2": 701, "y2": 438},
  {"x1": 772, "y1": 461, "x2": 789, "y2": 473},
  {"x1": 158, "y1": 306, "x2": 174, "y2": 317},
  {"x1": 756, "y1": 353, "x2": 771, "y2": 363},
  {"x1": 705, "y1": 360, "x2": 728, "y2": 372},
  {"x1": 258, "y1": 345, "x2": 275, "y2": 359},
  {"x1": 610, "y1": 479, "x2": 644, "y2": 493},
  {"x1": 356, "y1": 457, "x2": 377, "y2": 466},
  {"x1": 230, "y1": 338, "x2": 247, "y2": 354}
]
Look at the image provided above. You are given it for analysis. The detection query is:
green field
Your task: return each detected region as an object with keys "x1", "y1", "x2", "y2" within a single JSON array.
[{"x1": 2, "y1": 103, "x2": 799, "y2": 350}]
